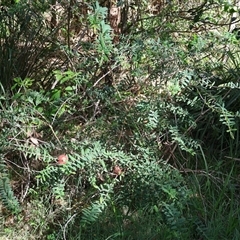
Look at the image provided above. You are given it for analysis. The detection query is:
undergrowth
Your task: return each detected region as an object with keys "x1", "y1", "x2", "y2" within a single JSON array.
[{"x1": 1, "y1": 0, "x2": 240, "y2": 239}]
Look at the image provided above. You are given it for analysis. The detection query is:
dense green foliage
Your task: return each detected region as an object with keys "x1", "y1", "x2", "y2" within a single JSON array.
[{"x1": 1, "y1": 0, "x2": 240, "y2": 239}]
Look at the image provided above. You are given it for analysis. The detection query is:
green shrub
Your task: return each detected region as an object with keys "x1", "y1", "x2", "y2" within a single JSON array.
[{"x1": 1, "y1": 1, "x2": 240, "y2": 239}]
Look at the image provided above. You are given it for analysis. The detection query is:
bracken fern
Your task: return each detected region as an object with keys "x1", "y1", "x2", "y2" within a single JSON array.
[{"x1": 0, "y1": 159, "x2": 21, "y2": 214}]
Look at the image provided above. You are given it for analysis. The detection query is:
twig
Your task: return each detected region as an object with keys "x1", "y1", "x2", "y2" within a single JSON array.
[
  {"x1": 21, "y1": 163, "x2": 31, "y2": 202},
  {"x1": 225, "y1": 156, "x2": 240, "y2": 162},
  {"x1": 63, "y1": 213, "x2": 77, "y2": 240},
  {"x1": 93, "y1": 65, "x2": 119, "y2": 88}
]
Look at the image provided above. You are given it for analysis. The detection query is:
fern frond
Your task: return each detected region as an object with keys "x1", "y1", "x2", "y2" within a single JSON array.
[
  {"x1": 80, "y1": 182, "x2": 114, "y2": 226},
  {"x1": 81, "y1": 202, "x2": 103, "y2": 226},
  {"x1": 169, "y1": 126, "x2": 199, "y2": 155},
  {"x1": 0, "y1": 162, "x2": 21, "y2": 214},
  {"x1": 218, "y1": 107, "x2": 237, "y2": 139}
]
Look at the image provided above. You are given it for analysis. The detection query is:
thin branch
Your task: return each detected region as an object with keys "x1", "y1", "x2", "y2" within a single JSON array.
[{"x1": 63, "y1": 213, "x2": 77, "y2": 240}]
